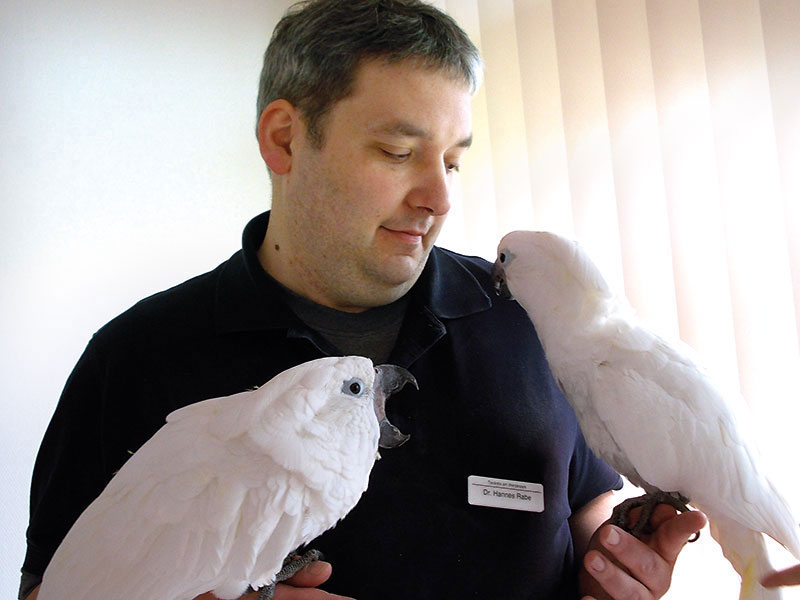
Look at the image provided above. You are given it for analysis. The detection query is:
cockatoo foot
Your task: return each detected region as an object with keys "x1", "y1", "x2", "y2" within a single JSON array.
[
  {"x1": 255, "y1": 549, "x2": 325, "y2": 600},
  {"x1": 611, "y1": 491, "x2": 699, "y2": 541}
]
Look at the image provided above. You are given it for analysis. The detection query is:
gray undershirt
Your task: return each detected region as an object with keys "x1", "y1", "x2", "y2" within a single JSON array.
[{"x1": 282, "y1": 286, "x2": 409, "y2": 364}]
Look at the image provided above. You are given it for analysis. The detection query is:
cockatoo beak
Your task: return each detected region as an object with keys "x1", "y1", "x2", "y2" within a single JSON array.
[
  {"x1": 491, "y1": 260, "x2": 513, "y2": 299},
  {"x1": 373, "y1": 364, "x2": 416, "y2": 448}
]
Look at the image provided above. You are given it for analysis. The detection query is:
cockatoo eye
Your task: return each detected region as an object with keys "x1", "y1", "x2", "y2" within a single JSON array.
[
  {"x1": 342, "y1": 378, "x2": 365, "y2": 397},
  {"x1": 499, "y1": 250, "x2": 515, "y2": 264}
]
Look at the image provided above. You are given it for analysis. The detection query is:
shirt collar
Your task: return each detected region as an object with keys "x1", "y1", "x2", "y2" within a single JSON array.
[
  {"x1": 413, "y1": 244, "x2": 493, "y2": 319},
  {"x1": 214, "y1": 211, "x2": 493, "y2": 333}
]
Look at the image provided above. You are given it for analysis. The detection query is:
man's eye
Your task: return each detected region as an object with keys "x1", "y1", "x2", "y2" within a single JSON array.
[
  {"x1": 381, "y1": 149, "x2": 410, "y2": 161},
  {"x1": 445, "y1": 162, "x2": 461, "y2": 173}
]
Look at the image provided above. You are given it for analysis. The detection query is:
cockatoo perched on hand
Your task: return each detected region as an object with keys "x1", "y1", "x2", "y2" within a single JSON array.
[
  {"x1": 492, "y1": 230, "x2": 800, "y2": 600},
  {"x1": 38, "y1": 356, "x2": 415, "y2": 600}
]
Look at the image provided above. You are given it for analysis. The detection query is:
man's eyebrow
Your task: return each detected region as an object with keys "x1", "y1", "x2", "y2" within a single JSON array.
[
  {"x1": 370, "y1": 121, "x2": 473, "y2": 148},
  {"x1": 456, "y1": 134, "x2": 473, "y2": 149}
]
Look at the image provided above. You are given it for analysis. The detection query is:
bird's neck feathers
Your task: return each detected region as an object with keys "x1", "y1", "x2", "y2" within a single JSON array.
[
  {"x1": 562, "y1": 241, "x2": 615, "y2": 310},
  {"x1": 510, "y1": 241, "x2": 620, "y2": 357},
  {"x1": 518, "y1": 286, "x2": 616, "y2": 354},
  {"x1": 517, "y1": 259, "x2": 614, "y2": 327}
]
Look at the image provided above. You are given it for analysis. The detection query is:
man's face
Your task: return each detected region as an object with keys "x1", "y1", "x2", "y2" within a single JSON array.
[{"x1": 278, "y1": 59, "x2": 473, "y2": 312}]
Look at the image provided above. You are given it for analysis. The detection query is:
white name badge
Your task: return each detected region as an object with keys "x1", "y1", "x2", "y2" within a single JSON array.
[{"x1": 467, "y1": 475, "x2": 544, "y2": 513}]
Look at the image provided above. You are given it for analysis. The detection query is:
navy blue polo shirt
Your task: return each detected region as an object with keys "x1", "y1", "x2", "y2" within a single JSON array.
[{"x1": 23, "y1": 212, "x2": 621, "y2": 599}]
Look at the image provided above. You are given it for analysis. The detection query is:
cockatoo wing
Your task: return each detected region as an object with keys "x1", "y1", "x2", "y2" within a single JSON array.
[
  {"x1": 40, "y1": 389, "x2": 311, "y2": 600},
  {"x1": 579, "y1": 317, "x2": 800, "y2": 559}
]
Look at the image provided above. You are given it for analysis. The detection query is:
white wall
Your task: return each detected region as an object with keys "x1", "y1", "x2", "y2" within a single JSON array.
[{"x1": 0, "y1": 1, "x2": 294, "y2": 595}]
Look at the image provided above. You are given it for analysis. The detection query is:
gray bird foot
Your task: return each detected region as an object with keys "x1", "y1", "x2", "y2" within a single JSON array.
[
  {"x1": 255, "y1": 549, "x2": 325, "y2": 600},
  {"x1": 611, "y1": 491, "x2": 699, "y2": 542}
]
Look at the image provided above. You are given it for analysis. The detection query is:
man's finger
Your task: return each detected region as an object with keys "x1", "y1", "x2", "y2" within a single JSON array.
[
  {"x1": 650, "y1": 510, "x2": 707, "y2": 564},
  {"x1": 282, "y1": 560, "x2": 333, "y2": 587},
  {"x1": 272, "y1": 561, "x2": 357, "y2": 600},
  {"x1": 761, "y1": 563, "x2": 800, "y2": 588},
  {"x1": 273, "y1": 588, "x2": 355, "y2": 600},
  {"x1": 597, "y1": 525, "x2": 668, "y2": 594},
  {"x1": 273, "y1": 587, "x2": 355, "y2": 600},
  {"x1": 646, "y1": 503, "x2": 679, "y2": 531},
  {"x1": 583, "y1": 546, "x2": 652, "y2": 600}
]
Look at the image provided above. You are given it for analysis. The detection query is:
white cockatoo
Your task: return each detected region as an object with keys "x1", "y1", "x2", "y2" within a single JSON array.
[
  {"x1": 38, "y1": 355, "x2": 415, "y2": 600},
  {"x1": 492, "y1": 230, "x2": 800, "y2": 600}
]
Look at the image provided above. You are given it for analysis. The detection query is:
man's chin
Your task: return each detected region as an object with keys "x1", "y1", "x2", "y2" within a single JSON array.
[{"x1": 376, "y1": 253, "x2": 429, "y2": 287}]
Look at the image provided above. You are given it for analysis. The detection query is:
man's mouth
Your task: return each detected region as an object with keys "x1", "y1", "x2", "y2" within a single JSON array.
[{"x1": 381, "y1": 226, "x2": 427, "y2": 244}]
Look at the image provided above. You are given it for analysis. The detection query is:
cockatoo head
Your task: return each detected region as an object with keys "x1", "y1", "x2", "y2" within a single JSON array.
[
  {"x1": 321, "y1": 356, "x2": 415, "y2": 448},
  {"x1": 492, "y1": 230, "x2": 613, "y2": 327}
]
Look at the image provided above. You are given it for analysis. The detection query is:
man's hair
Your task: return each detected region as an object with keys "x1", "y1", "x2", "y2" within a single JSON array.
[{"x1": 256, "y1": 0, "x2": 482, "y2": 147}]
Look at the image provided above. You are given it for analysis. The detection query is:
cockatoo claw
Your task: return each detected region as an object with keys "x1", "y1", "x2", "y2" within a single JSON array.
[
  {"x1": 611, "y1": 491, "x2": 698, "y2": 541},
  {"x1": 256, "y1": 549, "x2": 325, "y2": 600}
]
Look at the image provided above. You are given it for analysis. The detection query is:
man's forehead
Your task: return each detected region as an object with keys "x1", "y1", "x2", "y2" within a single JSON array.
[
  {"x1": 324, "y1": 59, "x2": 473, "y2": 146},
  {"x1": 368, "y1": 120, "x2": 473, "y2": 148}
]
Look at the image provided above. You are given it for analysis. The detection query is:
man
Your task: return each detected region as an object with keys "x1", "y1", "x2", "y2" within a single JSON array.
[{"x1": 21, "y1": 1, "x2": 704, "y2": 598}]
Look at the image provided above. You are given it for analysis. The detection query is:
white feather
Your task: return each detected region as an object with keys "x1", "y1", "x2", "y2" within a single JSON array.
[
  {"x1": 38, "y1": 356, "x2": 383, "y2": 600},
  {"x1": 496, "y1": 230, "x2": 800, "y2": 600}
]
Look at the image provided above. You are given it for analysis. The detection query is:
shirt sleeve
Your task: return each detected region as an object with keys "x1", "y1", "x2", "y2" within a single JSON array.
[
  {"x1": 22, "y1": 339, "x2": 109, "y2": 580},
  {"x1": 18, "y1": 570, "x2": 41, "y2": 600},
  {"x1": 567, "y1": 421, "x2": 624, "y2": 513}
]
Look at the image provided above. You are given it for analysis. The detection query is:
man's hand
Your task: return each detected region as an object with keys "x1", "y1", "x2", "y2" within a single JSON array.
[
  {"x1": 192, "y1": 560, "x2": 355, "y2": 600},
  {"x1": 579, "y1": 503, "x2": 707, "y2": 600},
  {"x1": 27, "y1": 559, "x2": 353, "y2": 600},
  {"x1": 762, "y1": 563, "x2": 800, "y2": 588}
]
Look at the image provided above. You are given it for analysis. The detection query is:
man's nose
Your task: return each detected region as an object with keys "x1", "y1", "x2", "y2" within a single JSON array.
[{"x1": 406, "y1": 161, "x2": 451, "y2": 216}]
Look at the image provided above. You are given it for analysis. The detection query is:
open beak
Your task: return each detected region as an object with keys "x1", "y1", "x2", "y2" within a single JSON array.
[{"x1": 373, "y1": 364, "x2": 417, "y2": 448}]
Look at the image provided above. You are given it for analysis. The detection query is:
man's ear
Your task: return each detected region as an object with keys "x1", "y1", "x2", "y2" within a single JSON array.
[{"x1": 257, "y1": 99, "x2": 299, "y2": 175}]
